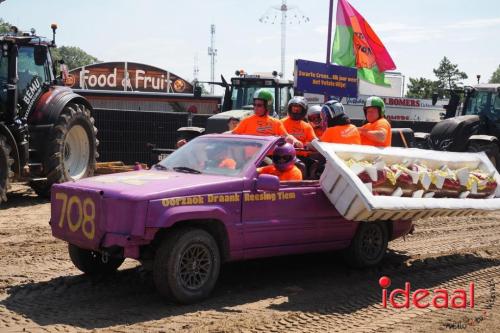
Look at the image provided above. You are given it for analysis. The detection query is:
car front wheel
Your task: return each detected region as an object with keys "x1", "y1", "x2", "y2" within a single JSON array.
[{"x1": 153, "y1": 228, "x2": 221, "y2": 304}]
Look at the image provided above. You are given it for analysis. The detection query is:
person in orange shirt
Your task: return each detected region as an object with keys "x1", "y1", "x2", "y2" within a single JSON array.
[
  {"x1": 306, "y1": 105, "x2": 324, "y2": 138},
  {"x1": 205, "y1": 145, "x2": 237, "y2": 170},
  {"x1": 257, "y1": 142, "x2": 302, "y2": 181},
  {"x1": 281, "y1": 97, "x2": 317, "y2": 148},
  {"x1": 232, "y1": 89, "x2": 301, "y2": 147},
  {"x1": 319, "y1": 100, "x2": 361, "y2": 144},
  {"x1": 358, "y1": 96, "x2": 392, "y2": 147}
]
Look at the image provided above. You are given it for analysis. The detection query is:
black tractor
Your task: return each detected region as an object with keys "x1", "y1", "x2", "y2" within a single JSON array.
[
  {"x1": 415, "y1": 84, "x2": 500, "y2": 168},
  {"x1": 0, "y1": 25, "x2": 98, "y2": 204}
]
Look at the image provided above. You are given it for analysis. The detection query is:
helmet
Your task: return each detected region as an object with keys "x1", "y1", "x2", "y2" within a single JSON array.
[
  {"x1": 363, "y1": 96, "x2": 385, "y2": 118},
  {"x1": 306, "y1": 105, "x2": 322, "y2": 127},
  {"x1": 253, "y1": 89, "x2": 274, "y2": 115},
  {"x1": 320, "y1": 100, "x2": 346, "y2": 129},
  {"x1": 272, "y1": 142, "x2": 296, "y2": 172},
  {"x1": 287, "y1": 96, "x2": 308, "y2": 121}
]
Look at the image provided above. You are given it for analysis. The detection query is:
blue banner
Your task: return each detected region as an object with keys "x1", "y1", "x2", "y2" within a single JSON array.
[{"x1": 294, "y1": 59, "x2": 358, "y2": 97}]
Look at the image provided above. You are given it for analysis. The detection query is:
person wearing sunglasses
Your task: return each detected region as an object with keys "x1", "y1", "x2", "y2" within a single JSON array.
[
  {"x1": 232, "y1": 89, "x2": 301, "y2": 147},
  {"x1": 257, "y1": 142, "x2": 303, "y2": 181}
]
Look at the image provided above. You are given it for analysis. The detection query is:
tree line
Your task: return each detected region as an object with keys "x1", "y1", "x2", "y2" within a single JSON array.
[{"x1": 406, "y1": 56, "x2": 500, "y2": 99}]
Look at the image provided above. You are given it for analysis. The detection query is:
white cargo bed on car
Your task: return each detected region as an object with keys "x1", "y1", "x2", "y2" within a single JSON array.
[{"x1": 312, "y1": 141, "x2": 500, "y2": 221}]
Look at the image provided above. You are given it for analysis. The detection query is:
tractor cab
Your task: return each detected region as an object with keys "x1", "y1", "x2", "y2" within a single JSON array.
[
  {"x1": 462, "y1": 84, "x2": 500, "y2": 138},
  {"x1": 0, "y1": 26, "x2": 57, "y2": 122},
  {"x1": 223, "y1": 71, "x2": 293, "y2": 117},
  {"x1": 462, "y1": 84, "x2": 500, "y2": 127}
]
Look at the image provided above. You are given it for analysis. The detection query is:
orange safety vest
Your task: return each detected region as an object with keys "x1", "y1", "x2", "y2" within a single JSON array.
[
  {"x1": 281, "y1": 117, "x2": 317, "y2": 145},
  {"x1": 320, "y1": 124, "x2": 361, "y2": 144},
  {"x1": 281, "y1": 117, "x2": 317, "y2": 156},
  {"x1": 233, "y1": 114, "x2": 287, "y2": 136},
  {"x1": 360, "y1": 118, "x2": 392, "y2": 147}
]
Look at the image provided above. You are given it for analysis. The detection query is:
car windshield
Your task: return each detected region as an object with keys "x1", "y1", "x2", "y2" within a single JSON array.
[{"x1": 157, "y1": 137, "x2": 264, "y2": 176}]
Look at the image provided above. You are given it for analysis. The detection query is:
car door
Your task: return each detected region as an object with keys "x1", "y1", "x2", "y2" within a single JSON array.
[{"x1": 242, "y1": 180, "x2": 329, "y2": 252}]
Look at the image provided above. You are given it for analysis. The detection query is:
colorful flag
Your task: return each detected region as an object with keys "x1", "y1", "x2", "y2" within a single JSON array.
[{"x1": 332, "y1": 0, "x2": 396, "y2": 86}]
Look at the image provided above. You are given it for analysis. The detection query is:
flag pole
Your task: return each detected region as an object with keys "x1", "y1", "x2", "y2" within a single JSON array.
[
  {"x1": 325, "y1": 0, "x2": 335, "y2": 102},
  {"x1": 326, "y1": 0, "x2": 335, "y2": 64}
]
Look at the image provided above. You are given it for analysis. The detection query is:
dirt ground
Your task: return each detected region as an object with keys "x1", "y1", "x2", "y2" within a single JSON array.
[{"x1": 0, "y1": 184, "x2": 498, "y2": 333}]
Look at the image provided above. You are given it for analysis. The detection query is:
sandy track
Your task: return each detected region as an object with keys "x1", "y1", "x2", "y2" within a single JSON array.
[{"x1": 0, "y1": 184, "x2": 498, "y2": 333}]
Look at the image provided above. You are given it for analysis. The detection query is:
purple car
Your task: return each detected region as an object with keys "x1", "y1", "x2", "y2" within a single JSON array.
[{"x1": 50, "y1": 134, "x2": 413, "y2": 304}]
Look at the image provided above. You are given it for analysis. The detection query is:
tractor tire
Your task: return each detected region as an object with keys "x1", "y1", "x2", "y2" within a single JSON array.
[
  {"x1": 68, "y1": 243, "x2": 124, "y2": 275},
  {"x1": 153, "y1": 228, "x2": 221, "y2": 304},
  {"x1": 30, "y1": 103, "x2": 98, "y2": 197},
  {"x1": 0, "y1": 135, "x2": 14, "y2": 204},
  {"x1": 343, "y1": 222, "x2": 388, "y2": 268},
  {"x1": 467, "y1": 141, "x2": 500, "y2": 171}
]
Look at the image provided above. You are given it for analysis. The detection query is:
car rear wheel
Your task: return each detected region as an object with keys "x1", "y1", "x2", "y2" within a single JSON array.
[
  {"x1": 343, "y1": 222, "x2": 388, "y2": 268},
  {"x1": 68, "y1": 243, "x2": 124, "y2": 275},
  {"x1": 153, "y1": 228, "x2": 221, "y2": 304}
]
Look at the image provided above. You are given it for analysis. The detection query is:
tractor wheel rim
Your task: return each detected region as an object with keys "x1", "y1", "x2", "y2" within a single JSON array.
[
  {"x1": 64, "y1": 124, "x2": 90, "y2": 179},
  {"x1": 178, "y1": 243, "x2": 212, "y2": 290}
]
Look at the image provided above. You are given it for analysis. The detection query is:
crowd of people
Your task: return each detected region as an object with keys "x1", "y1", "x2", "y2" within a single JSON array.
[
  {"x1": 177, "y1": 89, "x2": 392, "y2": 182},
  {"x1": 230, "y1": 89, "x2": 392, "y2": 181}
]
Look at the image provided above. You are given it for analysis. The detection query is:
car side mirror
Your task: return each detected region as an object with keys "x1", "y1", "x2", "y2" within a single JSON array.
[{"x1": 255, "y1": 174, "x2": 280, "y2": 192}]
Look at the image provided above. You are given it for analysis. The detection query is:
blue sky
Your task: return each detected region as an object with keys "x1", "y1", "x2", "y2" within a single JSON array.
[{"x1": 1, "y1": 0, "x2": 499, "y2": 92}]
